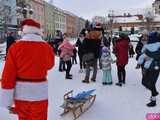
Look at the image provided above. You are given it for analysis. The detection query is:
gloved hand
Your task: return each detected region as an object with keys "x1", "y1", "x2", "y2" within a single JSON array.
[{"x1": 8, "y1": 107, "x2": 17, "y2": 114}]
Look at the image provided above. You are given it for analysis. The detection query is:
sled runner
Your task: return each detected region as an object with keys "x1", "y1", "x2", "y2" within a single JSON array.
[{"x1": 60, "y1": 89, "x2": 96, "y2": 120}]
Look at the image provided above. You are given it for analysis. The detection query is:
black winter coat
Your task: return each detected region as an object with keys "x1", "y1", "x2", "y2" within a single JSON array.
[
  {"x1": 75, "y1": 38, "x2": 84, "y2": 56},
  {"x1": 135, "y1": 41, "x2": 144, "y2": 60},
  {"x1": 83, "y1": 38, "x2": 101, "y2": 59},
  {"x1": 6, "y1": 36, "x2": 15, "y2": 54}
]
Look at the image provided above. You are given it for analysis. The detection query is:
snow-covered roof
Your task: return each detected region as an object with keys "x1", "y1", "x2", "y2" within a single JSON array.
[
  {"x1": 113, "y1": 16, "x2": 142, "y2": 23},
  {"x1": 154, "y1": 14, "x2": 160, "y2": 22}
]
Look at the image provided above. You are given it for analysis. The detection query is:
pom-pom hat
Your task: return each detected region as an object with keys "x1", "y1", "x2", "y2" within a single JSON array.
[
  {"x1": 21, "y1": 19, "x2": 42, "y2": 35},
  {"x1": 102, "y1": 46, "x2": 110, "y2": 53}
]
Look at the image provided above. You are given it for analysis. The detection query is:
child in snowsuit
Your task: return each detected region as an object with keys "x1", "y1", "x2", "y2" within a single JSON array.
[
  {"x1": 101, "y1": 47, "x2": 115, "y2": 85},
  {"x1": 137, "y1": 32, "x2": 160, "y2": 107}
]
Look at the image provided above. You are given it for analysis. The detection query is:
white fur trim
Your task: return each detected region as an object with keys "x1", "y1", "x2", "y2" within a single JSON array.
[
  {"x1": 19, "y1": 34, "x2": 45, "y2": 42},
  {"x1": 23, "y1": 25, "x2": 42, "y2": 35},
  {"x1": 15, "y1": 81, "x2": 48, "y2": 101},
  {"x1": 0, "y1": 89, "x2": 14, "y2": 108}
]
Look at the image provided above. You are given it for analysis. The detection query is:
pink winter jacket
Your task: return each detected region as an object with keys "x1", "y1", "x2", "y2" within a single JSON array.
[{"x1": 59, "y1": 39, "x2": 75, "y2": 61}]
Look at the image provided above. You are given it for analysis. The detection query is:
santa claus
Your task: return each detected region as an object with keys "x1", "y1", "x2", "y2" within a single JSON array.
[{"x1": 0, "y1": 19, "x2": 54, "y2": 120}]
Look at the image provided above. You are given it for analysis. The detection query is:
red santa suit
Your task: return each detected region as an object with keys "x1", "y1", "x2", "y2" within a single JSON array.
[{"x1": 0, "y1": 19, "x2": 54, "y2": 120}]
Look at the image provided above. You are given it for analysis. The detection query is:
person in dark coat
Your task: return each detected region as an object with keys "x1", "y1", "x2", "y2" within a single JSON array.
[
  {"x1": 82, "y1": 30, "x2": 101, "y2": 83},
  {"x1": 135, "y1": 31, "x2": 148, "y2": 60},
  {"x1": 136, "y1": 32, "x2": 160, "y2": 107},
  {"x1": 53, "y1": 30, "x2": 63, "y2": 55},
  {"x1": 128, "y1": 43, "x2": 135, "y2": 58},
  {"x1": 58, "y1": 49, "x2": 66, "y2": 72},
  {"x1": 6, "y1": 32, "x2": 16, "y2": 55},
  {"x1": 72, "y1": 48, "x2": 77, "y2": 64},
  {"x1": 114, "y1": 33, "x2": 129, "y2": 86},
  {"x1": 75, "y1": 34, "x2": 86, "y2": 72},
  {"x1": 103, "y1": 34, "x2": 111, "y2": 47}
]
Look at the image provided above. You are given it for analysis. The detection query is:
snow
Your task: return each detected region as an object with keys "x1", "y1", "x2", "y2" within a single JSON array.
[
  {"x1": 0, "y1": 42, "x2": 6, "y2": 55},
  {"x1": 154, "y1": 14, "x2": 160, "y2": 22},
  {"x1": 113, "y1": 16, "x2": 142, "y2": 23},
  {"x1": 0, "y1": 47, "x2": 160, "y2": 120},
  {"x1": 0, "y1": 107, "x2": 17, "y2": 120}
]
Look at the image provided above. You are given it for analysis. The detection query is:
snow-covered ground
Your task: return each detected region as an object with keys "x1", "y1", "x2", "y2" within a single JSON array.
[
  {"x1": 0, "y1": 42, "x2": 6, "y2": 55},
  {"x1": 0, "y1": 55, "x2": 160, "y2": 120}
]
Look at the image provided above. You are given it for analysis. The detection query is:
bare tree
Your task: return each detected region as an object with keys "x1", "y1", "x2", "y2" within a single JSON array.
[
  {"x1": 0, "y1": 1, "x2": 12, "y2": 39},
  {"x1": 144, "y1": 8, "x2": 155, "y2": 32},
  {"x1": 108, "y1": 10, "x2": 115, "y2": 38}
]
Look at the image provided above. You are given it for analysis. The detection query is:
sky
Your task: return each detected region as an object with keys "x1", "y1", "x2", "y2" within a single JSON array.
[{"x1": 46, "y1": 0, "x2": 155, "y2": 20}]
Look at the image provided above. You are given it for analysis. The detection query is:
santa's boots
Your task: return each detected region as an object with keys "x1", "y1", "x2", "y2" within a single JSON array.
[{"x1": 147, "y1": 96, "x2": 156, "y2": 107}]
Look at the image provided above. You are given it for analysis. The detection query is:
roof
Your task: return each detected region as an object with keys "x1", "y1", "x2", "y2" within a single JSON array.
[
  {"x1": 154, "y1": 14, "x2": 160, "y2": 22},
  {"x1": 113, "y1": 16, "x2": 142, "y2": 23}
]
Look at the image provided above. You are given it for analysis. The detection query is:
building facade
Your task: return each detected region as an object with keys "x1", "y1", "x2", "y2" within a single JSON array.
[
  {"x1": 44, "y1": 1, "x2": 55, "y2": 37},
  {"x1": 65, "y1": 11, "x2": 77, "y2": 37},
  {"x1": 106, "y1": 14, "x2": 160, "y2": 32},
  {"x1": 54, "y1": 7, "x2": 66, "y2": 34},
  {"x1": 76, "y1": 17, "x2": 85, "y2": 36},
  {"x1": 153, "y1": 0, "x2": 160, "y2": 14},
  {"x1": 29, "y1": 0, "x2": 45, "y2": 30}
]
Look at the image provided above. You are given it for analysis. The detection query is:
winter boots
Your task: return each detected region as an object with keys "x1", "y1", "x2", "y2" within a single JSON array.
[
  {"x1": 91, "y1": 78, "x2": 96, "y2": 82},
  {"x1": 116, "y1": 82, "x2": 122, "y2": 87},
  {"x1": 82, "y1": 78, "x2": 96, "y2": 84},
  {"x1": 65, "y1": 74, "x2": 72, "y2": 79},
  {"x1": 147, "y1": 100, "x2": 156, "y2": 107},
  {"x1": 103, "y1": 82, "x2": 113, "y2": 85},
  {"x1": 82, "y1": 79, "x2": 89, "y2": 83},
  {"x1": 147, "y1": 96, "x2": 157, "y2": 107}
]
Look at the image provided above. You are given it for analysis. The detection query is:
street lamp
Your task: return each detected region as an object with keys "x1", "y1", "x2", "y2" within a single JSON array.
[{"x1": 108, "y1": 10, "x2": 114, "y2": 38}]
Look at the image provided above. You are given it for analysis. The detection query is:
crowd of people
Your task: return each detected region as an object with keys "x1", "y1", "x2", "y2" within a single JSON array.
[
  {"x1": 54, "y1": 26, "x2": 160, "y2": 107},
  {"x1": 0, "y1": 18, "x2": 159, "y2": 120}
]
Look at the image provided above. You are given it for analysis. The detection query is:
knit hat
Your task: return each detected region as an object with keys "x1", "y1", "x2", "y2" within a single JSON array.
[
  {"x1": 102, "y1": 46, "x2": 110, "y2": 53},
  {"x1": 21, "y1": 19, "x2": 42, "y2": 35},
  {"x1": 148, "y1": 32, "x2": 159, "y2": 44}
]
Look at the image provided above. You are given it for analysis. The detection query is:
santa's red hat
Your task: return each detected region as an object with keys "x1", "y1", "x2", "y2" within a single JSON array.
[{"x1": 21, "y1": 19, "x2": 42, "y2": 35}]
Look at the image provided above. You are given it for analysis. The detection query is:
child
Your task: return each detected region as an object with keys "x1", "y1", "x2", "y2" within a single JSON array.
[
  {"x1": 129, "y1": 43, "x2": 135, "y2": 58},
  {"x1": 101, "y1": 47, "x2": 115, "y2": 85}
]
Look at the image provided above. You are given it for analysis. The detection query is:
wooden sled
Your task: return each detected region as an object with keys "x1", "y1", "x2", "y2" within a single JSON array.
[{"x1": 60, "y1": 89, "x2": 96, "y2": 120}]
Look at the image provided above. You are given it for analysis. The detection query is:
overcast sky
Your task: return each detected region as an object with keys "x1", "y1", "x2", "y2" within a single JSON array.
[{"x1": 46, "y1": 0, "x2": 154, "y2": 19}]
